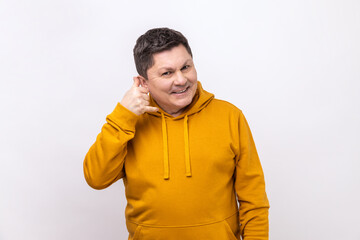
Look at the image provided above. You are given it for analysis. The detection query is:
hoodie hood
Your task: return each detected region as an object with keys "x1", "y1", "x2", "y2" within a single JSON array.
[{"x1": 146, "y1": 81, "x2": 214, "y2": 179}]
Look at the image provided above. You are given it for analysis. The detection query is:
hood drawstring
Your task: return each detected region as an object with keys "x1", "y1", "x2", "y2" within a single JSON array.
[
  {"x1": 184, "y1": 115, "x2": 192, "y2": 177},
  {"x1": 161, "y1": 112, "x2": 169, "y2": 180},
  {"x1": 160, "y1": 113, "x2": 192, "y2": 180}
]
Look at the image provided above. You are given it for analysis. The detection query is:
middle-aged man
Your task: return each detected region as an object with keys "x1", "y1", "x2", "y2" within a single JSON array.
[{"x1": 84, "y1": 27, "x2": 269, "y2": 240}]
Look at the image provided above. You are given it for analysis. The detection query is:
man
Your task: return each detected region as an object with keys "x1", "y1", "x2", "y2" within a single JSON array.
[{"x1": 84, "y1": 27, "x2": 269, "y2": 240}]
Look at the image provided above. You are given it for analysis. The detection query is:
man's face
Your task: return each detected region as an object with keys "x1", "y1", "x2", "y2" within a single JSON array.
[{"x1": 140, "y1": 44, "x2": 198, "y2": 116}]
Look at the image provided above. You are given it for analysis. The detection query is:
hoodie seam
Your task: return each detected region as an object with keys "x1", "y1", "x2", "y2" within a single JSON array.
[{"x1": 127, "y1": 211, "x2": 238, "y2": 228}]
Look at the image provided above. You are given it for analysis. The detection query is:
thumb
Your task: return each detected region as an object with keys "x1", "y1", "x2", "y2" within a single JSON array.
[
  {"x1": 132, "y1": 76, "x2": 141, "y2": 87},
  {"x1": 144, "y1": 106, "x2": 159, "y2": 113}
]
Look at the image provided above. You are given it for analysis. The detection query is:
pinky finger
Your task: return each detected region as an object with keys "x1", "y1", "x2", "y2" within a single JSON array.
[{"x1": 144, "y1": 106, "x2": 159, "y2": 113}]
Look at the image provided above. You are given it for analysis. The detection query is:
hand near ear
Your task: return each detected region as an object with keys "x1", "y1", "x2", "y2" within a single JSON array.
[{"x1": 120, "y1": 76, "x2": 158, "y2": 115}]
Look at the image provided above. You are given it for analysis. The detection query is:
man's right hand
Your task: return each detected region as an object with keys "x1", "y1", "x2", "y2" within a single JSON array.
[{"x1": 120, "y1": 77, "x2": 158, "y2": 115}]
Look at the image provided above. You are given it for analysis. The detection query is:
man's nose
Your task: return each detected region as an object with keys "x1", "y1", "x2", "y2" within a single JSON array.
[{"x1": 174, "y1": 71, "x2": 187, "y2": 85}]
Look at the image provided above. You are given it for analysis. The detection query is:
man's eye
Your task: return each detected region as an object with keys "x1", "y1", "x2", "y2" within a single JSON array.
[
  {"x1": 181, "y1": 65, "x2": 190, "y2": 71},
  {"x1": 162, "y1": 71, "x2": 171, "y2": 76}
]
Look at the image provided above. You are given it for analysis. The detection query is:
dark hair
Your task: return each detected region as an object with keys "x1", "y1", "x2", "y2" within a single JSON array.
[{"x1": 133, "y1": 27, "x2": 193, "y2": 79}]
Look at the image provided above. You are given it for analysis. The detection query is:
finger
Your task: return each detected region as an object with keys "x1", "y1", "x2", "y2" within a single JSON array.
[
  {"x1": 137, "y1": 86, "x2": 149, "y2": 94},
  {"x1": 144, "y1": 106, "x2": 158, "y2": 113},
  {"x1": 133, "y1": 76, "x2": 141, "y2": 87},
  {"x1": 141, "y1": 93, "x2": 150, "y2": 101}
]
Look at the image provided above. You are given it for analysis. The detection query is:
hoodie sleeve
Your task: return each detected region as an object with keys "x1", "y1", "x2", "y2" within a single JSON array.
[
  {"x1": 83, "y1": 103, "x2": 138, "y2": 190},
  {"x1": 235, "y1": 111, "x2": 270, "y2": 240}
]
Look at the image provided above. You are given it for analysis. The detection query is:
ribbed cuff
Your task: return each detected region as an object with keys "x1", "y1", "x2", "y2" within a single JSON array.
[{"x1": 106, "y1": 103, "x2": 139, "y2": 132}]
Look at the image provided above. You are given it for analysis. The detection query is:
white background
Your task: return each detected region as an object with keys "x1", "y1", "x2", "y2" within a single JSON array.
[{"x1": 1, "y1": 0, "x2": 359, "y2": 239}]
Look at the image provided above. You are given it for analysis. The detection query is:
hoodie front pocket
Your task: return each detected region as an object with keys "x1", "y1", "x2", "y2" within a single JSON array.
[
  {"x1": 222, "y1": 220, "x2": 239, "y2": 240},
  {"x1": 132, "y1": 225, "x2": 143, "y2": 240},
  {"x1": 126, "y1": 221, "x2": 143, "y2": 240},
  {"x1": 223, "y1": 213, "x2": 240, "y2": 240},
  {"x1": 128, "y1": 216, "x2": 240, "y2": 240}
]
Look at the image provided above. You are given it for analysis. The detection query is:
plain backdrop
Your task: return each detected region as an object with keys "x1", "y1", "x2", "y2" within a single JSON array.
[{"x1": 0, "y1": 0, "x2": 359, "y2": 239}]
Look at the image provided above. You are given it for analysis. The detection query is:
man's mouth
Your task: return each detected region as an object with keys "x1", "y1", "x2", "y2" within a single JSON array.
[{"x1": 172, "y1": 86, "x2": 189, "y2": 94}]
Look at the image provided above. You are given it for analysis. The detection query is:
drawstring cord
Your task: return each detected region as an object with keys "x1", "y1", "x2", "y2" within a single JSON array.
[
  {"x1": 161, "y1": 112, "x2": 169, "y2": 180},
  {"x1": 184, "y1": 115, "x2": 192, "y2": 177}
]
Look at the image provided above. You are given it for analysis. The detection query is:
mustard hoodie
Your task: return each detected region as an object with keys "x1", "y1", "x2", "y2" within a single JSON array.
[{"x1": 84, "y1": 82, "x2": 269, "y2": 240}]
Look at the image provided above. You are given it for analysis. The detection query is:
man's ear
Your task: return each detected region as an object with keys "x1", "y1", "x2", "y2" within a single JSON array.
[{"x1": 138, "y1": 75, "x2": 148, "y2": 88}]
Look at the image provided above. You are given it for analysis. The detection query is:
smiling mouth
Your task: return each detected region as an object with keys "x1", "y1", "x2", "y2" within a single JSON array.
[{"x1": 172, "y1": 86, "x2": 189, "y2": 94}]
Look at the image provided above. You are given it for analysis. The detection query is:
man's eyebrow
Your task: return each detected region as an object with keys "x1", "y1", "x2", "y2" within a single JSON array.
[
  {"x1": 158, "y1": 66, "x2": 174, "y2": 72},
  {"x1": 158, "y1": 59, "x2": 193, "y2": 71},
  {"x1": 183, "y1": 59, "x2": 193, "y2": 65}
]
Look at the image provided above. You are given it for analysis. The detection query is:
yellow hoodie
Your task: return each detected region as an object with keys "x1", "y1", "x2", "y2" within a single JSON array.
[{"x1": 84, "y1": 82, "x2": 269, "y2": 240}]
